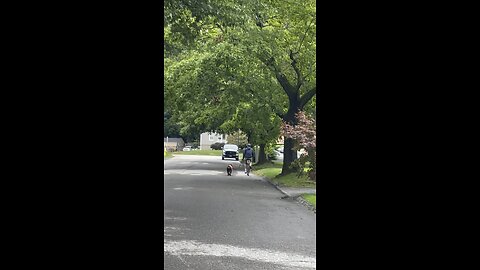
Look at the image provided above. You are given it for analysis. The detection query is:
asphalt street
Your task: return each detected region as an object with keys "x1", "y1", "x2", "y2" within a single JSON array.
[{"x1": 164, "y1": 155, "x2": 316, "y2": 269}]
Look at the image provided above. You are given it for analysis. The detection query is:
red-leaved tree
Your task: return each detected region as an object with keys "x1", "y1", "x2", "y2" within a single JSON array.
[{"x1": 281, "y1": 111, "x2": 316, "y2": 181}]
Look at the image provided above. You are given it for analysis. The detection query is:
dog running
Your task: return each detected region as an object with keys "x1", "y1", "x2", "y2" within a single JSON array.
[{"x1": 226, "y1": 164, "x2": 234, "y2": 176}]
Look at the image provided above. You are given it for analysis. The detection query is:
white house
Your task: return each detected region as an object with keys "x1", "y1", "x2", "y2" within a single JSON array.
[
  {"x1": 164, "y1": 137, "x2": 185, "y2": 152},
  {"x1": 199, "y1": 132, "x2": 228, "y2": 150}
]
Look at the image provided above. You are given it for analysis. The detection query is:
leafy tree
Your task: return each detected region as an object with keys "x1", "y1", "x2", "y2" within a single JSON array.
[
  {"x1": 227, "y1": 130, "x2": 248, "y2": 148},
  {"x1": 281, "y1": 111, "x2": 316, "y2": 180},
  {"x1": 164, "y1": 0, "x2": 316, "y2": 173},
  {"x1": 237, "y1": 0, "x2": 316, "y2": 174},
  {"x1": 164, "y1": 112, "x2": 181, "y2": 138}
]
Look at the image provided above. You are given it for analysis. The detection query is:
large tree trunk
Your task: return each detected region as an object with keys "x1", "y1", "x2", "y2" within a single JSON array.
[
  {"x1": 280, "y1": 96, "x2": 300, "y2": 175},
  {"x1": 256, "y1": 143, "x2": 268, "y2": 165},
  {"x1": 281, "y1": 137, "x2": 297, "y2": 175}
]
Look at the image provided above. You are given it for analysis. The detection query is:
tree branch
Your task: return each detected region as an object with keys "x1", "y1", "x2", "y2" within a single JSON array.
[
  {"x1": 289, "y1": 50, "x2": 303, "y2": 90},
  {"x1": 297, "y1": 16, "x2": 316, "y2": 53},
  {"x1": 299, "y1": 87, "x2": 316, "y2": 109},
  {"x1": 304, "y1": 63, "x2": 316, "y2": 81},
  {"x1": 260, "y1": 56, "x2": 295, "y2": 98},
  {"x1": 274, "y1": 70, "x2": 295, "y2": 98}
]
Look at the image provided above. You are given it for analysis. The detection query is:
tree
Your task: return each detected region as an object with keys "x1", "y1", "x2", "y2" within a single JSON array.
[
  {"x1": 281, "y1": 110, "x2": 316, "y2": 180},
  {"x1": 164, "y1": 112, "x2": 181, "y2": 138},
  {"x1": 227, "y1": 130, "x2": 248, "y2": 148},
  {"x1": 237, "y1": 0, "x2": 316, "y2": 174},
  {"x1": 164, "y1": 0, "x2": 316, "y2": 173}
]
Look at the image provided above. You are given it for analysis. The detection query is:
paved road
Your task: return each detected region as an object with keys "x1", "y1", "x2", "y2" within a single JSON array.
[{"x1": 164, "y1": 155, "x2": 316, "y2": 269}]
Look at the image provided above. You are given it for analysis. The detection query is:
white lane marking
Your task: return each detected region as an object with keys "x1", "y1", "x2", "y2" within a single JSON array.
[
  {"x1": 164, "y1": 170, "x2": 224, "y2": 175},
  {"x1": 165, "y1": 216, "x2": 187, "y2": 220},
  {"x1": 173, "y1": 187, "x2": 193, "y2": 190},
  {"x1": 164, "y1": 240, "x2": 316, "y2": 269}
]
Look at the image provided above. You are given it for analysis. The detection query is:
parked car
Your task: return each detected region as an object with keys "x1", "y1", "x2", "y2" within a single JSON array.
[
  {"x1": 222, "y1": 144, "x2": 239, "y2": 160},
  {"x1": 183, "y1": 146, "x2": 192, "y2": 151},
  {"x1": 276, "y1": 147, "x2": 306, "y2": 157},
  {"x1": 272, "y1": 149, "x2": 283, "y2": 161}
]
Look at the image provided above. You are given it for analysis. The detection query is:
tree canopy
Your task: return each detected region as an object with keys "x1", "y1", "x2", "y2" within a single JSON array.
[{"x1": 164, "y1": 0, "x2": 316, "y2": 173}]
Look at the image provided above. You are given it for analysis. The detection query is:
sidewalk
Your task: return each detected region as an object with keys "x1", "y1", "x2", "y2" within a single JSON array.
[{"x1": 275, "y1": 187, "x2": 316, "y2": 198}]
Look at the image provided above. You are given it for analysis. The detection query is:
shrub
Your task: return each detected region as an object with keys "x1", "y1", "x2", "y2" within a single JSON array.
[
  {"x1": 281, "y1": 111, "x2": 316, "y2": 181},
  {"x1": 265, "y1": 143, "x2": 278, "y2": 160},
  {"x1": 191, "y1": 141, "x2": 200, "y2": 149}
]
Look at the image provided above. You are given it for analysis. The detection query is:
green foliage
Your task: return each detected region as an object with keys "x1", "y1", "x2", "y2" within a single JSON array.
[
  {"x1": 265, "y1": 142, "x2": 279, "y2": 160},
  {"x1": 189, "y1": 140, "x2": 200, "y2": 149},
  {"x1": 164, "y1": 151, "x2": 173, "y2": 159},
  {"x1": 254, "y1": 166, "x2": 281, "y2": 179},
  {"x1": 164, "y1": 0, "x2": 316, "y2": 171},
  {"x1": 302, "y1": 194, "x2": 316, "y2": 207},
  {"x1": 254, "y1": 162, "x2": 315, "y2": 188},
  {"x1": 164, "y1": 111, "x2": 181, "y2": 138},
  {"x1": 282, "y1": 111, "x2": 316, "y2": 181},
  {"x1": 227, "y1": 130, "x2": 248, "y2": 147}
]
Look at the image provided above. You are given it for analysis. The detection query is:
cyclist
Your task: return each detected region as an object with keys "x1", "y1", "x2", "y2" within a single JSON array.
[{"x1": 242, "y1": 144, "x2": 255, "y2": 175}]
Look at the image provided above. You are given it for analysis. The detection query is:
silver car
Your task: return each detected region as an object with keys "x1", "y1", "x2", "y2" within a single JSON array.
[{"x1": 222, "y1": 144, "x2": 239, "y2": 160}]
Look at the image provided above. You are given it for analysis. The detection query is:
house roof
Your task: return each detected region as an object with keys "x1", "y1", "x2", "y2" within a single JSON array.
[{"x1": 164, "y1": 137, "x2": 184, "y2": 144}]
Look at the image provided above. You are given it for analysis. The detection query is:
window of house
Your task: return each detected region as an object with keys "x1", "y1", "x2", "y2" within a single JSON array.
[{"x1": 209, "y1": 134, "x2": 214, "y2": 141}]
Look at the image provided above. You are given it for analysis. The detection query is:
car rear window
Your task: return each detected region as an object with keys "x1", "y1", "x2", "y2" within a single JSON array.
[{"x1": 224, "y1": 145, "x2": 238, "y2": 150}]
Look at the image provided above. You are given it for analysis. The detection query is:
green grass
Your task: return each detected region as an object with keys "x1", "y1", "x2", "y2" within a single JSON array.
[
  {"x1": 173, "y1": 150, "x2": 223, "y2": 156},
  {"x1": 274, "y1": 173, "x2": 316, "y2": 188},
  {"x1": 253, "y1": 162, "x2": 315, "y2": 188},
  {"x1": 164, "y1": 151, "x2": 173, "y2": 159},
  {"x1": 302, "y1": 194, "x2": 316, "y2": 207},
  {"x1": 255, "y1": 167, "x2": 282, "y2": 179},
  {"x1": 253, "y1": 162, "x2": 283, "y2": 169}
]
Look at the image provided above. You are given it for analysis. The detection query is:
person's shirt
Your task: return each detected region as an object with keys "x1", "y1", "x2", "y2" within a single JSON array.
[{"x1": 244, "y1": 147, "x2": 254, "y2": 158}]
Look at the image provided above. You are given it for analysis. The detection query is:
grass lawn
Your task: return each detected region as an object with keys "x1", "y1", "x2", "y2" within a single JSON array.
[
  {"x1": 164, "y1": 151, "x2": 173, "y2": 159},
  {"x1": 253, "y1": 162, "x2": 282, "y2": 178},
  {"x1": 173, "y1": 150, "x2": 223, "y2": 156},
  {"x1": 302, "y1": 194, "x2": 316, "y2": 207},
  {"x1": 253, "y1": 162, "x2": 316, "y2": 188}
]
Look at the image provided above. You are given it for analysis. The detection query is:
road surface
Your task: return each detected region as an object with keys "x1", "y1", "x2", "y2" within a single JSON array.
[{"x1": 164, "y1": 155, "x2": 316, "y2": 269}]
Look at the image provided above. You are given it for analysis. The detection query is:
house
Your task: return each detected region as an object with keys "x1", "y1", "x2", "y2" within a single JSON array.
[
  {"x1": 164, "y1": 137, "x2": 185, "y2": 152},
  {"x1": 199, "y1": 132, "x2": 228, "y2": 150}
]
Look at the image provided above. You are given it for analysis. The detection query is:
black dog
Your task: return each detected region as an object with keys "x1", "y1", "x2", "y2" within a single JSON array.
[{"x1": 226, "y1": 164, "x2": 234, "y2": 176}]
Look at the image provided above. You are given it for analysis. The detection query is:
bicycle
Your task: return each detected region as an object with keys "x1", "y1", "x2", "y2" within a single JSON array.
[{"x1": 244, "y1": 159, "x2": 252, "y2": 176}]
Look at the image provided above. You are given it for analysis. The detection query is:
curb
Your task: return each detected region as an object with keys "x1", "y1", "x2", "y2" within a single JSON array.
[
  {"x1": 296, "y1": 196, "x2": 316, "y2": 214},
  {"x1": 258, "y1": 174, "x2": 316, "y2": 214}
]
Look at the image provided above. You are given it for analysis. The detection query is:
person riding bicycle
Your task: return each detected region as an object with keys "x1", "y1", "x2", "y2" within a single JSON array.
[{"x1": 242, "y1": 144, "x2": 255, "y2": 174}]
